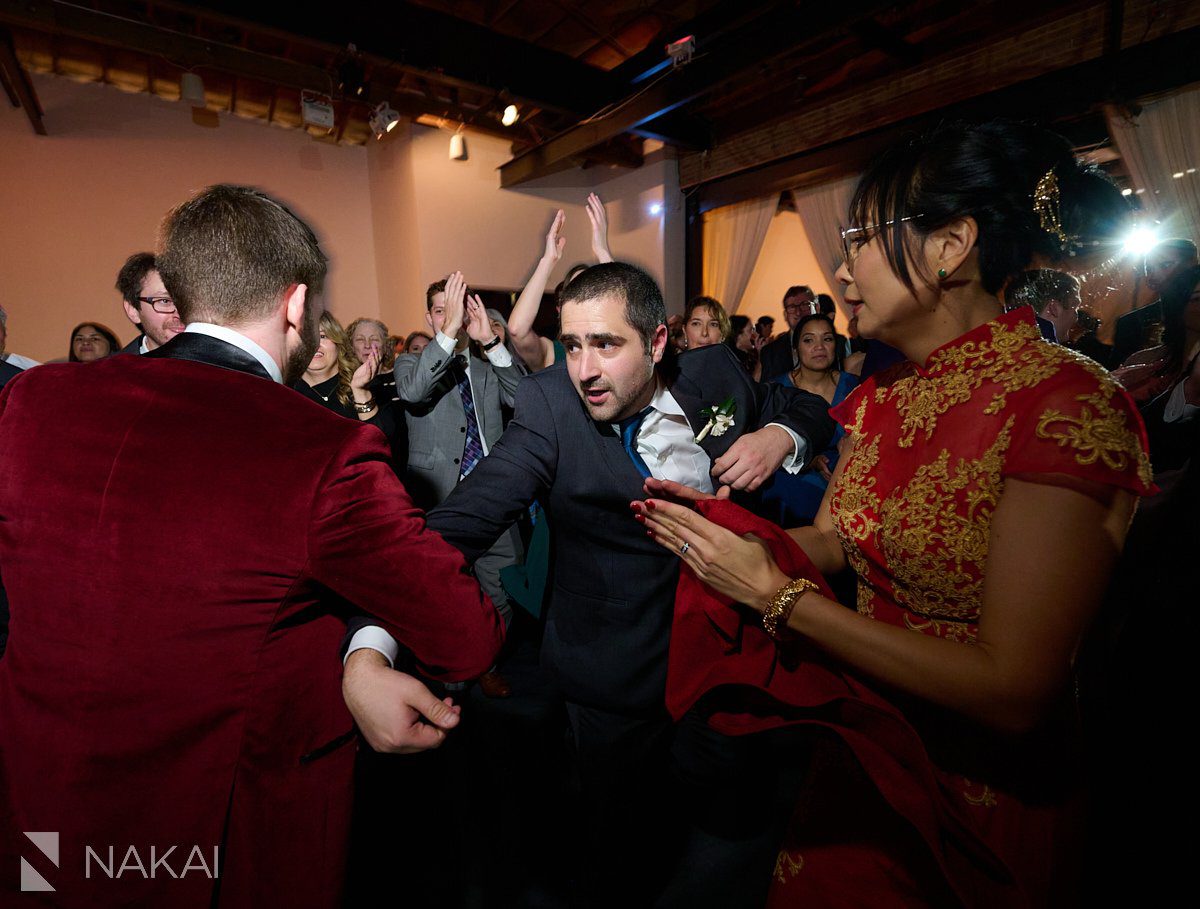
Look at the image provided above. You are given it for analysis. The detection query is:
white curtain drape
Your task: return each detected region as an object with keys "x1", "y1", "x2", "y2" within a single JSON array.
[
  {"x1": 701, "y1": 195, "x2": 778, "y2": 313},
  {"x1": 791, "y1": 175, "x2": 859, "y2": 307},
  {"x1": 1105, "y1": 84, "x2": 1200, "y2": 243}
]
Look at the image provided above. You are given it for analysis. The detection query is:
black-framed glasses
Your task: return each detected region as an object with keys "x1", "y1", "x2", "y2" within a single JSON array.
[
  {"x1": 137, "y1": 296, "x2": 176, "y2": 314},
  {"x1": 839, "y1": 216, "x2": 921, "y2": 269}
]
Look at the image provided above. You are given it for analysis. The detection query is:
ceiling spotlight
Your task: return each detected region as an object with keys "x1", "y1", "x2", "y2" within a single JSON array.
[
  {"x1": 1123, "y1": 226, "x2": 1159, "y2": 256},
  {"x1": 180, "y1": 71, "x2": 205, "y2": 107},
  {"x1": 449, "y1": 128, "x2": 468, "y2": 161},
  {"x1": 1120, "y1": 188, "x2": 1133, "y2": 196},
  {"x1": 648, "y1": 202, "x2": 663, "y2": 216},
  {"x1": 501, "y1": 104, "x2": 519, "y2": 127},
  {"x1": 368, "y1": 102, "x2": 401, "y2": 140}
]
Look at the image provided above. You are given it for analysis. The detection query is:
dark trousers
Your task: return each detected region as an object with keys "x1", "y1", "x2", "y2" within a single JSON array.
[{"x1": 564, "y1": 701, "x2": 810, "y2": 909}]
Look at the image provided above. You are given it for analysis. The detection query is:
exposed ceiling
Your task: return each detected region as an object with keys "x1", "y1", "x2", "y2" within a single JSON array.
[{"x1": 2, "y1": 1, "x2": 1198, "y2": 193}]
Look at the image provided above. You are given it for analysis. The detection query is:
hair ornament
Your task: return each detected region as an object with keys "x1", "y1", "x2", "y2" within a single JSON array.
[{"x1": 1033, "y1": 167, "x2": 1075, "y2": 249}]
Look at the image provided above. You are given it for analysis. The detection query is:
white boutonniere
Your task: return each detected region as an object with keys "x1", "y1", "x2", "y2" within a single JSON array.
[{"x1": 695, "y1": 396, "x2": 736, "y2": 443}]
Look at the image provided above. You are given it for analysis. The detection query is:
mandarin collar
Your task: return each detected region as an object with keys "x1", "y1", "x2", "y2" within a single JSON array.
[{"x1": 914, "y1": 307, "x2": 1038, "y2": 377}]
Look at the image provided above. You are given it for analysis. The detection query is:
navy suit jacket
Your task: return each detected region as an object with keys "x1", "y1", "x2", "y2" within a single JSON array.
[{"x1": 428, "y1": 343, "x2": 834, "y2": 714}]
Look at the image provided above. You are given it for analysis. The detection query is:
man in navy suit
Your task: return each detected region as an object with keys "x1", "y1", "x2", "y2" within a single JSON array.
[{"x1": 347, "y1": 263, "x2": 833, "y2": 906}]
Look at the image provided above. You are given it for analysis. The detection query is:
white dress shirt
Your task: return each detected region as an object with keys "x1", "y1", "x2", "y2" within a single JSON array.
[
  {"x1": 184, "y1": 323, "x2": 282, "y2": 384},
  {"x1": 0, "y1": 352, "x2": 40, "y2": 370},
  {"x1": 1163, "y1": 377, "x2": 1198, "y2": 423},
  {"x1": 434, "y1": 331, "x2": 514, "y2": 457},
  {"x1": 621, "y1": 381, "x2": 806, "y2": 494},
  {"x1": 347, "y1": 377, "x2": 807, "y2": 667}
]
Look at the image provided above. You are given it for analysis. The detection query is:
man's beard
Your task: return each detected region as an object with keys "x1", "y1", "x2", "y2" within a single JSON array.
[{"x1": 282, "y1": 303, "x2": 322, "y2": 385}]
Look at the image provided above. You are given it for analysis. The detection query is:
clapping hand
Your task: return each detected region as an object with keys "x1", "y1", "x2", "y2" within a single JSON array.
[
  {"x1": 351, "y1": 349, "x2": 382, "y2": 392},
  {"x1": 543, "y1": 210, "x2": 566, "y2": 264},
  {"x1": 586, "y1": 192, "x2": 614, "y2": 263},
  {"x1": 442, "y1": 271, "x2": 467, "y2": 338},
  {"x1": 464, "y1": 293, "x2": 495, "y2": 344}
]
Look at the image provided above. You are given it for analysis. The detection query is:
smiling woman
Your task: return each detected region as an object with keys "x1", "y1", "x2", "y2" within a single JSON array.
[{"x1": 68, "y1": 321, "x2": 120, "y2": 362}]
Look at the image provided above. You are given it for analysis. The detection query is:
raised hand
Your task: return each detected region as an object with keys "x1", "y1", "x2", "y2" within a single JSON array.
[
  {"x1": 543, "y1": 209, "x2": 566, "y2": 264},
  {"x1": 586, "y1": 192, "x2": 613, "y2": 263},
  {"x1": 464, "y1": 293, "x2": 495, "y2": 344},
  {"x1": 441, "y1": 271, "x2": 467, "y2": 338},
  {"x1": 350, "y1": 349, "x2": 382, "y2": 392}
]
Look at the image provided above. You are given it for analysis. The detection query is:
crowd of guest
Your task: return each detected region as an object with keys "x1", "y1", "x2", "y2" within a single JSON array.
[{"x1": 0, "y1": 117, "x2": 1195, "y2": 908}]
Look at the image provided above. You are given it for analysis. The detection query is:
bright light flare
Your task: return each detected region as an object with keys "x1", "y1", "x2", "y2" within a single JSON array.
[
  {"x1": 649, "y1": 202, "x2": 663, "y2": 216},
  {"x1": 501, "y1": 105, "x2": 519, "y2": 126},
  {"x1": 1123, "y1": 227, "x2": 1159, "y2": 257}
]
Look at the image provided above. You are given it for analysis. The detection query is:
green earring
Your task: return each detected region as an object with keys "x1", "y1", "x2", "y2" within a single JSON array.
[{"x1": 937, "y1": 267, "x2": 948, "y2": 279}]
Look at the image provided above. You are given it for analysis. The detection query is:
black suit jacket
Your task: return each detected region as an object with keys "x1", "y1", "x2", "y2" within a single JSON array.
[
  {"x1": 0, "y1": 360, "x2": 22, "y2": 391},
  {"x1": 427, "y1": 343, "x2": 834, "y2": 714},
  {"x1": 758, "y1": 330, "x2": 796, "y2": 382}
]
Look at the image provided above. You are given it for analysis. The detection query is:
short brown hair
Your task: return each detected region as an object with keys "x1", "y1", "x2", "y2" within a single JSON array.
[
  {"x1": 426, "y1": 279, "x2": 447, "y2": 311},
  {"x1": 157, "y1": 185, "x2": 327, "y2": 325},
  {"x1": 115, "y1": 252, "x2": 157, "y2": 306}
]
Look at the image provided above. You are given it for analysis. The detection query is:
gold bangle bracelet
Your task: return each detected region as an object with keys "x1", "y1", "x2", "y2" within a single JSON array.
[{"x1": 761, "y1": 577, "x2": 817, "y2": 642}]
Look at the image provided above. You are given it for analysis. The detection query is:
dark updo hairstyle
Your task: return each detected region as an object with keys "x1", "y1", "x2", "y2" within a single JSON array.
[{"x1": 849, "y1": 120, "x2": 1131, "y2": 295}]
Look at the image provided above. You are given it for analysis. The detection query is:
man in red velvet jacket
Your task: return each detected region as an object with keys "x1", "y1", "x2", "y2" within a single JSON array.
[{"x1": 0, "y1": 185, "x2": 503, "y2": 908}]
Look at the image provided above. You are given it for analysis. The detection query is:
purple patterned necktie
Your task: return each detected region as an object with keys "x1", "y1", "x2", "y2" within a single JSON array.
[{"x1": 455, "y1": 359, "x2": 484, "y2": 480}]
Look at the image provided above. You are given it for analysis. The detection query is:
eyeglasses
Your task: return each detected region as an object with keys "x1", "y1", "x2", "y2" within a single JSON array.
[
  {"x1": 839, "y1": 216, "x2": 921, "y2": 270},
  {"x1": 137, "y1": 296, "x2": 176, "y2": 314}
]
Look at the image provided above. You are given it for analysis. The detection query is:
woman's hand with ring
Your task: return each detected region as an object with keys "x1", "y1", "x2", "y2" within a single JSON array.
[{"x1": 630, "y1": 497, "x2": 791, "y2": 612}]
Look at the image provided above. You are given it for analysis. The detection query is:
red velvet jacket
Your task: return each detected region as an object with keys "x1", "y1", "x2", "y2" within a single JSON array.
[{"x1": 0, "y1": 335, "x2": 502, "y2": 907}]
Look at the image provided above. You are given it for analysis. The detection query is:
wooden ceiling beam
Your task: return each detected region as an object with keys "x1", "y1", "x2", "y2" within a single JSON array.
[
  {"x1": 0, "y1": 0, "x2": 337, "y2": 94},
  {"x1": 0, "y1": 27, "x2": 45, "y2": 134},
  {"x1": 500, "y1": 2, "x2": 897, "y2": 187},
  {"x1": 693, "y1": 21, "x2": 1200, "y2": 210}
]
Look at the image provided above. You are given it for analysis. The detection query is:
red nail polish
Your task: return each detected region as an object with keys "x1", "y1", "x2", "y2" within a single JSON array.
[
  {"x1": 633, "y1": 513, "x2": 646, "y2": 523},
  {"x1": 646, "y1": 500, "x2": 657, "y2": 511},
  {"x1": 646, "y1": 530, "x2": 655, "y2": 538}
]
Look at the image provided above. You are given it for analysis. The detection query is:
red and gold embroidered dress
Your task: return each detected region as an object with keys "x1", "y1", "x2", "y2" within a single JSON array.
[{"x1": 763, "y1": 308, "x2": 1154, "y2": 906}]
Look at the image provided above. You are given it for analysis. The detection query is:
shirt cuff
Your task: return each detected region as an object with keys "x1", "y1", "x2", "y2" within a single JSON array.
[
  {"x1": 767, "y1": 423, "x2": 807, "y2": 474},
  {"x1": 344, "y1": 626, "x2": 398, "y2": 668},
  {"x1": 484, "y1": 343, "x2": 513, "y2": 368},
  {"x1": 434, "y1": 332, "x2": 457, "y2": 354},
  {"x1": 1163, "y1": 379, "x2": 1199, "y2": 423}
]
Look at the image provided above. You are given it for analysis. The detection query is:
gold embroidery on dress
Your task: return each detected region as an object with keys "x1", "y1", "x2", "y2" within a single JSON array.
[
  {"x1": 774, "y1": 849, "x2": 806, "y2": 883},
  {"x1": 879, "y1": 319, "x2": 1075, "y2": 447},
  {"x1": 877, "y1": 419, "x2": 1013, "y2": 627},
  {"x1": 1036, "y1": 390, "x2": 1154, "y2": 488},
  {"x1": 829, "y1": 423, "x2": 882, "y2": 618},
  {"x1": 963, "y1": 780, "x2": 998, "y2": 808}
]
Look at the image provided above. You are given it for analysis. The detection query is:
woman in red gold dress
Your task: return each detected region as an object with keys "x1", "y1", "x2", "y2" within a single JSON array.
[{"x1": 635, "y1": 121, "x2": 1153, "y2": 907}]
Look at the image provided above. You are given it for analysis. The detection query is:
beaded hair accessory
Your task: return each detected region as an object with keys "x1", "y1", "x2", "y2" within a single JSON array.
[{"x1": 1033, "y1": 167, "x2": 1075, "y2": 249}]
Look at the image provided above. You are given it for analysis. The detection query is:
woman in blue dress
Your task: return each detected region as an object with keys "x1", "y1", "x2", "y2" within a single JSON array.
[{"x1": 761, "y1": 312, "x2": 860, "y2": 526}]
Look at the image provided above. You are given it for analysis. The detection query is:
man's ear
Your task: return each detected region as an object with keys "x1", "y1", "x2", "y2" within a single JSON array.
[
  {"x1": 649, "y1": 323, "x2": 669, "y2": 365},
  {"x1": 122, "y1": 300, "x2": 143, "y2": 328},
  {"x1": 424, "y1": 310, "x2": 434, "y2": 331},
  {"x1": 283, "y1": 283, "x2": 308, "y2": 333}
]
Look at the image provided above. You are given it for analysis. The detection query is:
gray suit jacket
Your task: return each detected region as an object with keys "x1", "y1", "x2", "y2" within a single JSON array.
[{"x1": 393, "y1": 338, "x2": 522, "y2": 509}]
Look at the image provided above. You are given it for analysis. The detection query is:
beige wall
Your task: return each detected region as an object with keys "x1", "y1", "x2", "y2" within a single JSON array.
[
  {"x1": 0, "y1": 74, "x2": 379, "y2": 362},
  {"x1": 367, "y1": 122, "x2": 685, "y2": 335},
  {"x1": 740, "y1": 209, "x2": 841, "y2": 331},
  {"x1": 1, "y1": 74, "x2": 682, "y2": 361}
]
